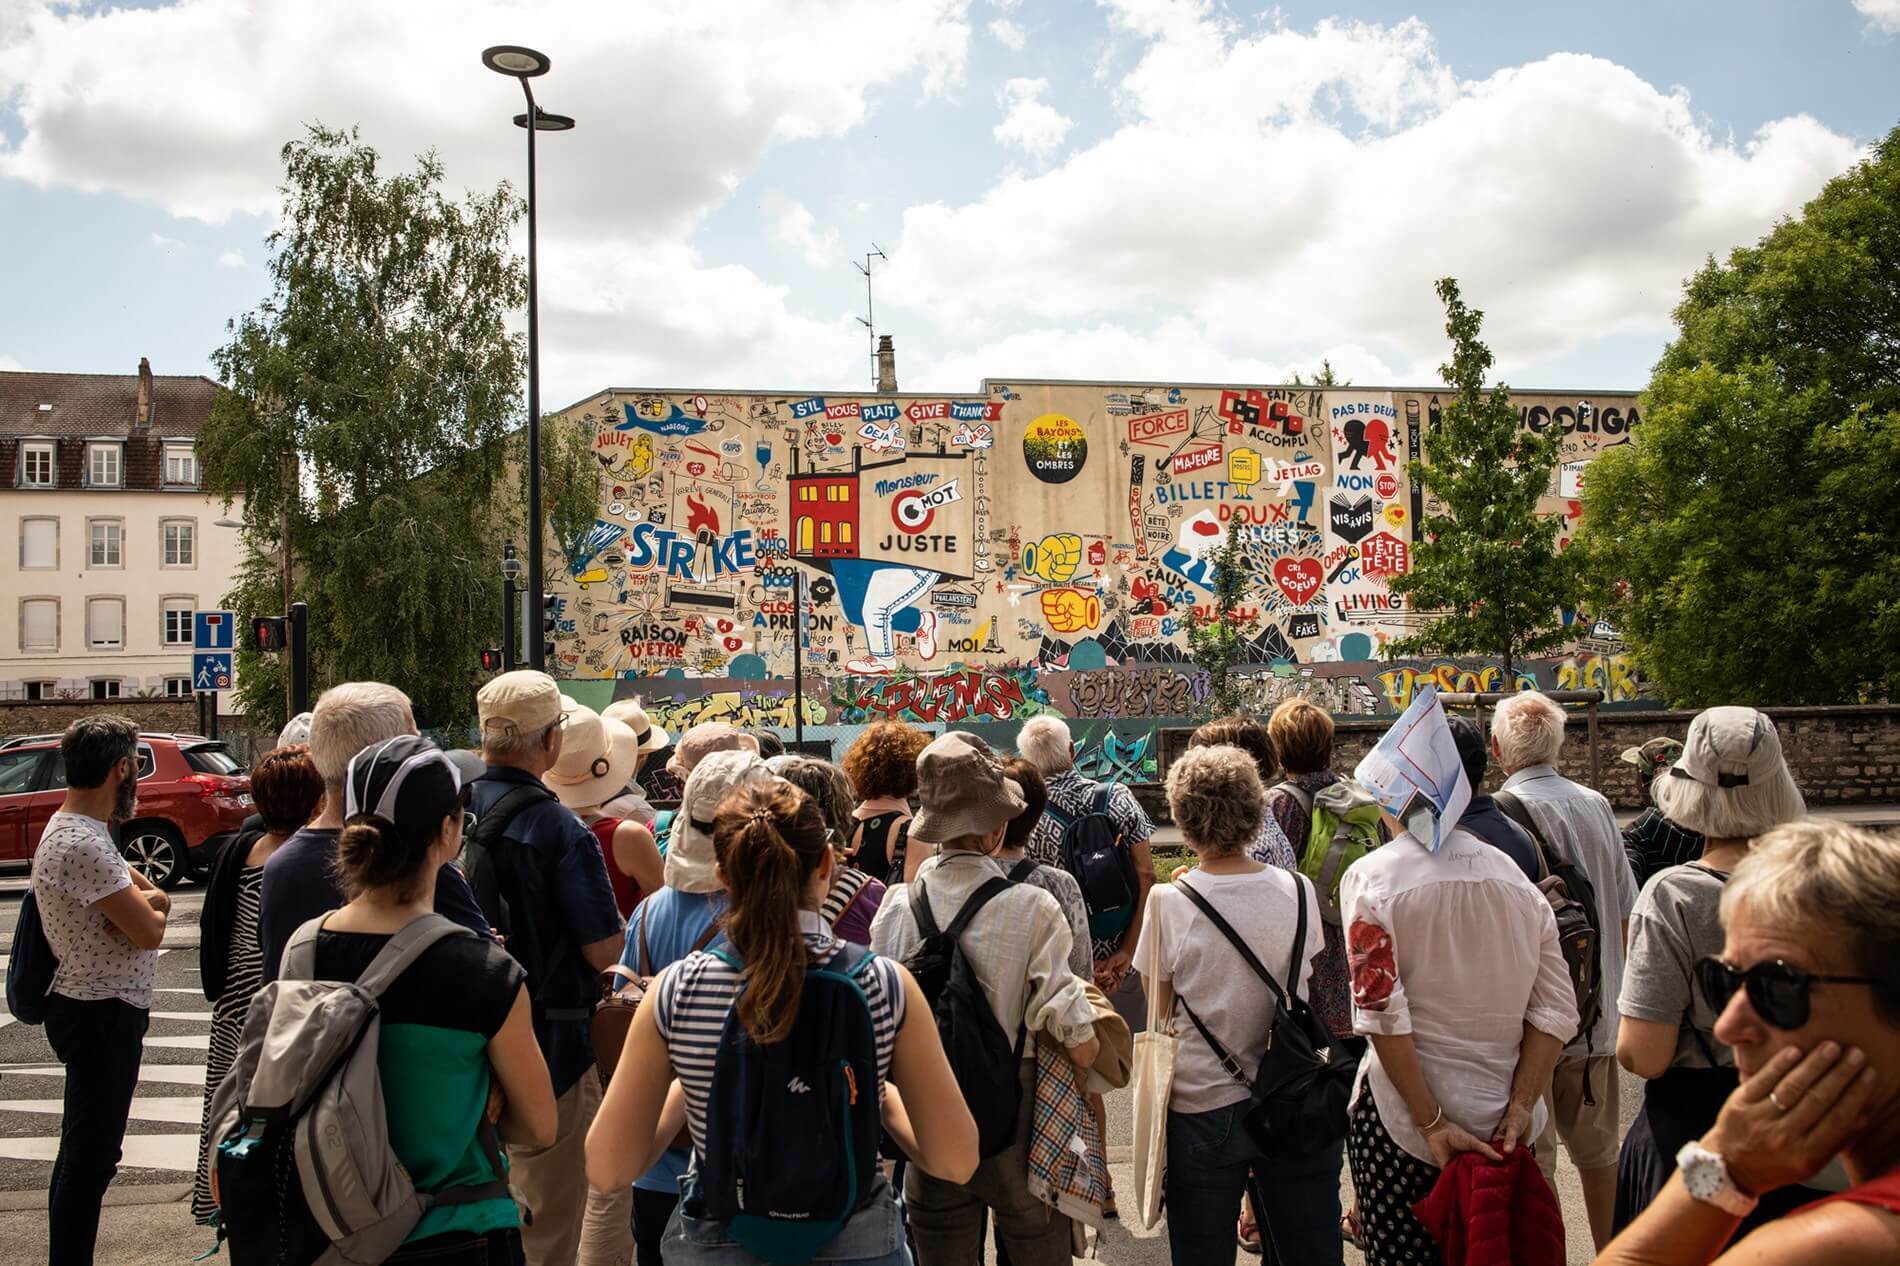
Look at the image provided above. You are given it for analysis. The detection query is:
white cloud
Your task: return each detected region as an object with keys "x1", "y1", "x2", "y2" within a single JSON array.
[
  {"x1": 149, "y1": 231, "x2": 183, "y2": 250},
  {"x1": 992, "y1": 77, "x2": 1072, "y2": 158},
  {"x1": 218, "y1": 250, "x2": 245, "y2": 268},
  {"x1": 762, "y1": 192, "x2": 838, "y2": 269},
  {"x1": 1854, "y1": 0, "x2": 1900, "y2": 32},
  {"x1": 988, "y1": 18, "x2": 1025, "y2": 50},
  {"x1": 0, "y1": 353, "x2": 25, "y2": 371},
  {"x1": 887, "y1": 8, "x2": 1860, "y2": 382}
]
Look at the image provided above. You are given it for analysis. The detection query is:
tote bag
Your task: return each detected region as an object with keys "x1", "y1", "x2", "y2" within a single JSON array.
[{"x1": 1129, "y1": 900, "x2": 1177, "y2": 1231}]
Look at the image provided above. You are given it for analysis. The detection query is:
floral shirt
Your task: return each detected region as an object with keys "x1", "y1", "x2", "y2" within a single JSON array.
[{"x1": 1266, "y1": 768, "x2": 1355, "y2": 1039}]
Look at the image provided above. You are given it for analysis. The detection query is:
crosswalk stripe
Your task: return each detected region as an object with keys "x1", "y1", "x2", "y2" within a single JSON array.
[
  {"x1": 144, "y1": 1034, "x2": 211, "y2": 1051},
  {"x1": 150, "y1": 1010, "x2": 213, "y2": 1021},
  {"x1": 0, "y1": 1095, "x2": 204, "y2": 1125},
  {"x1": 0, "y1": 1133, "x2": 199, "y2": 1171},
  {"x1": 4, "y1": 1063, "x2": 207, "y2": 1087}
]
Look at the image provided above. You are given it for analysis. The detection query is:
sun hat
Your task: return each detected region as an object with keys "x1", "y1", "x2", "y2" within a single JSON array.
[
  {"x1": 545, "y1": 704, "x2": 641, "y2": 810},
  {"x1": 602, "y1": 698, "x2": 670, "y2": 755},
  {"x1": 910, "y1": 732, "x2": 1025, "y2": 843},
  {"x1": 1654, "y1": 707, "x2": 1805, "y2": 839},
  {"x1": 343, "y1": 735, "x2": 463, "y2": 843},
  {"x1": 476, "y1": 670, "x2": 567, "y2": 739},
  {"x1": 666, "y1": 721, "x2": 758, "y2": 778},
  {"x1": 666, "y1": 749, "x2": 773, "y2": 894},
  {"x1": 277, "y1": 711, "x2": 315, "y2": 750},
  {"x1": 1620, "y1": 736, "x2": 1684, "y2": 788}
]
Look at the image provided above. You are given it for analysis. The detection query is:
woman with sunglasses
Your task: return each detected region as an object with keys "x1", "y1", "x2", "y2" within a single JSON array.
[
  {"x1": 1612, "y1": 707, "x2": 1812, "y2": 1232},
  {"x1": 1593, "y1": 818, "x2": 1900, "y2": 1266}
]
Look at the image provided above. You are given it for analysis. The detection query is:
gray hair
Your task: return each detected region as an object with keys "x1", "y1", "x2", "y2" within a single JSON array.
[
  {"x1": 1166, "y1": 744, "x2": 1264, "y2": 858},
  {"x1": 60, "y1": 714, "x2": 139, "y2": 789},
  {"x1": 310, "y1": 682, "x2": 414, "y2": 787},
  {"x1": 1017, "y1": 715, "x2": 1075, "y2": 776},
  {"x1": 1722, "y1": 820, "x2": 1900, "y2": 1025},
  {"x1": 482, "y1": 719, "x2": 559, "y2": 764},
  {"x1": 1491, "y1": 691, "x2": 1567, "y2": 771},
  {"x1": 766, "y1": 754, "x2": 858, "y2": 846}
]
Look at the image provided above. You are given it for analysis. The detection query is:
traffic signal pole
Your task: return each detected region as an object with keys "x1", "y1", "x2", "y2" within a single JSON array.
[{"x1": 288, "y1": 601, "x2": 310, "y2": 716}]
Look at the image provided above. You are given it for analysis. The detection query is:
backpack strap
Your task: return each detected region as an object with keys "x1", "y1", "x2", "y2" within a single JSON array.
[
  {"x1": 278, "y1": 913, "x2": 329, "y2": 982},
  {"x1": 355, "y1": 914, "x2": 473, "y2": 999},
  {"x1": 1493, "y1": 788, "x2": 1556, "y2": 880},
  {"x1": 1173, "y1": 877, "x2": 1292, "y2": 1011},
  {"x1": 912, "y1": 875, "x2": 1013, "y2": 943},
  {"x1": 1093, "y1": 783, "x2": 1114, "y2": 817},
  {"x1": 823, "y1": 868, "x2": 873, "y2": 930},
  {"x1": 1274, "y1": 780, "x2": 1315, "y2": 815},
  {"x1": 1006, "y1": 857, "x2": 1039, "y2": 883},
  {"x1": 638, "y1": 908, "x2": 654, "y2": 977}
]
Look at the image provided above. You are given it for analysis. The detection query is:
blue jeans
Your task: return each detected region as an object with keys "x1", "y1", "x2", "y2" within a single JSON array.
[{"x1": 1164, "y1": 1101, "x2": 1344, "y2": 1266}]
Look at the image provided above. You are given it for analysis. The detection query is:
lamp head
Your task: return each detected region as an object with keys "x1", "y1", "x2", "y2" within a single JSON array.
[{"x1": 482, "y1": 45, "x2": 550, "y2": 78}]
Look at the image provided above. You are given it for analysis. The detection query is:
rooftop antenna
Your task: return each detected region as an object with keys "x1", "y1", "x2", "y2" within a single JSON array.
[{"x1": 854, "y1": 244, "x2": 888, "y2": 392}]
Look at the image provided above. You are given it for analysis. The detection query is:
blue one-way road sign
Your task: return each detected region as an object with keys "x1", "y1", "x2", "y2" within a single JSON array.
[
  {"x1": 193, "y1": 653, "x2": 233, "y2": 692},
  {"x1": 194, "y1": 610, "x2": 236, "y2": 651}
]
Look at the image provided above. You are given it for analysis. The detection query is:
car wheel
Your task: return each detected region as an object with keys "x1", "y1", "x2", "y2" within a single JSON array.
[{"x1": 121, "y1": 823, "x2": 186, "y2": 890}]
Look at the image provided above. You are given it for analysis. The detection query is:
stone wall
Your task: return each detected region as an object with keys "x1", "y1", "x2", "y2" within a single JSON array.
[
  {"x1": 1149, "y1": 705, "x2": 1900, "y2": 820},
  {"x1": 0, "y1": 697, "x2": 201, "y2": 740}
]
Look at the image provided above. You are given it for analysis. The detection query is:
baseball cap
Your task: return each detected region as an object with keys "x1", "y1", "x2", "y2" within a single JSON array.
[
  {"x1": 277, "y1": 711, "x2": 314, "y2": 749},
  {"x1": 666, "y1": 749, "x2": 774, "y2": 894},
  {"x1": 344, "y1": 735, "x2": 463, "y2": 842},
  {"x1": 910, "y1": 732, "x2": 1025, "y2": 843},
  {"x1": 1668, "y1": 708, "x2": 1780, "y2": 789},
  {"x1": 1620, "y1": 736, "x2": 1684, "y2": 786},
  {"x1": 477, "y1": 670, "x2": 566, "y2": 739}
]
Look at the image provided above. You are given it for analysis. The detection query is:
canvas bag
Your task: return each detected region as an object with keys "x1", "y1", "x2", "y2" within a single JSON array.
[
  {"x1": 1129, "y1": 887, "x2": 1176, "y2": 1232},
  {"x1": 209, "y1": 913, "x2": 510, "y2": 1266}
]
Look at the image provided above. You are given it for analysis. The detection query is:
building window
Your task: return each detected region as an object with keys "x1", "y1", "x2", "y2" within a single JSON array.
[
  {"x1": 162, "y1": 519, "x2": 196, "y2": 567},
  {"x1": 87, "y1": 597, "x2": 124, "y2": 650},
  {"x1": 21, "y1": 598, "x2": 59, "y2": 652},
  {"x1": 21, "y1": 517, "x2": 58, "y2": 569},
  {"x1": 163, "y1": 444, "x2": 199, "y2": 488},
  {"x1": 90, "y1": 678, "x2": 122, "y2": 701},
  {"x1": 821, "y1": 521, "x2": 833, "y2": 544},
  {"x1": 840, "y1": 522, "x2": 853, "y2": 545},
  {"x1": 799, "y1": 486, "x2": 817, "y2": 502},
  {"x1": 162, "y1": 598, "x2": 195, "y2": 646},
  {"x1": 24, "y1": 681, "x2": 55, "y2": 702},
  {"x1": 164, "y1": 676, "x2": 193, "y2": 698},
  {"x1": 86, "y1": 442, "x2": 122, "y2": 488},
  {"x1": 88, "y1": 519, "x2": 123, "y2": 568},
  {"x1": 19, "y1": 441, "x2": 55, "y2": 488}
]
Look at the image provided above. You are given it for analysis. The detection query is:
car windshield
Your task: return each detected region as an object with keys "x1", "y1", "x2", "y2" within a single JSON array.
[{"x1": 184, "y1": 744, "x2": 243, "y2": 776}]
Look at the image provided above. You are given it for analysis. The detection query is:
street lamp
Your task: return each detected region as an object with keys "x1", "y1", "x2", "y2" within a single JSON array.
[
  {"x1": 483, "y1": 43, "x2": 573, "y2": 671},
  {"x1": 501, "y1": 540, "x2": 523, "y2": 671}
]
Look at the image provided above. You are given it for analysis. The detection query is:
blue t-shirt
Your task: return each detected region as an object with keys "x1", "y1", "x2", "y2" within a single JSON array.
[
  {"x1": 620, "y1": 886, "x2": 729, "y2": 1195},
  {"x1": 1460, "y1": 795, "x2": 1543, "y2": 884},
  {"x1": 466, "y1": 766, "x2": 627, "y2": 1097},
  {"x1": 258, "y1": 826, "x2": 493, "y2": 982}
]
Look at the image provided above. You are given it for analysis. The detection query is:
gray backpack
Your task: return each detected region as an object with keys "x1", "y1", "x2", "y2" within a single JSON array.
[{"x1": 209, "y1": 913, "x2": 512, "y2": 1265}]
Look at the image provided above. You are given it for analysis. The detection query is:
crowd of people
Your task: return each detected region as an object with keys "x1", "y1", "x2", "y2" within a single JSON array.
[{"x1": 17, "y1": 680, "x2": 1900, "y2": 1266}]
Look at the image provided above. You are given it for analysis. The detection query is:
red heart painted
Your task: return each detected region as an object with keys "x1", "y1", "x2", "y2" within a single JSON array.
[
  {"x1": 716, "y1": 619, "x2": 734, "y2": 633},
  {"x1": 824, "y1": 431, "x2": 844, "y2": 446},
  {"x1": 687, "y1": 461, "x2": 705, "y2": 476},
  {"x1": 1272, "y1": 557, "x2": 1322, "y2": 606},
  {"x1": 723, "y1": 637, "x2": 743, "y2": 652},
  {"x1": 1191, "y1": 518, "x2": 1220, "y2": 537}
]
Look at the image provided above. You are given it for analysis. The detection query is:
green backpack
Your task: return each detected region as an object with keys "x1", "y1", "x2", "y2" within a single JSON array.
[{"x1": 1277, "y1": 779, "x2": 1384, "y2": 926}]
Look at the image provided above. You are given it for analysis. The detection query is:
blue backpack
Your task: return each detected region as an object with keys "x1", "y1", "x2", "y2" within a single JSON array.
[
  {"x1": 5, "y1": 890, "x2": 58, "y2": 1025},
  {"x1": 1051, "y1": 784, "x2": 1139, "y2": 939},
  {"x1": 700, "y1": 943, "x2": 883, "y2": 1265}
]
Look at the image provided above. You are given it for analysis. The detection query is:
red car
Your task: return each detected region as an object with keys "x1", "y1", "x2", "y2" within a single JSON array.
[{"x1": 0, "y1": 732, "x2": 252, "y2": 889}]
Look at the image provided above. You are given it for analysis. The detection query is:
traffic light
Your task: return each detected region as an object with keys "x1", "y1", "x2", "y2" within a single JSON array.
[
  {"x1": 541, "y1": 594, "x2": 559, "y2": 665},
  {"x1": 480, "y1": 647, "x2": 503, "y2": 673},
  {"x1": 251, "y1": 615, "x2": 287, "y2": 652}
]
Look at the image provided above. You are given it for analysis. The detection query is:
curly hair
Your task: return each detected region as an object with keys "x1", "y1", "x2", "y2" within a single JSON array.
[
  {"x1": 842, "y1": 720, "x2": 929, "y2": 801},
  {"x1": 251, "y1": 743, "x2": 324, "y2": 835},
  {"x1": 1166, "y1": 744, "x2": 1265, "y2": 858}
]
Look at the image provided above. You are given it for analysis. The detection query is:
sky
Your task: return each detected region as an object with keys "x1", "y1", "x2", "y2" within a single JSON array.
[{"x1": 2, "y1": 0, "x2": 1897, "y2": 407}]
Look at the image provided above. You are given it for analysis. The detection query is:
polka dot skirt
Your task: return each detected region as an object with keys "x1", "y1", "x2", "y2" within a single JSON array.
[{"x1": 1346, "y1": 1088, "x2": 1443, "y2": 1266}]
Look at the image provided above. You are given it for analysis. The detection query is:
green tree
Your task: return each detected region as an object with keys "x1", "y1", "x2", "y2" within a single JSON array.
[
  {"x1": 529, "y1": 412, "x2": 603, "y2": 563},
  {"x1": 1291, "y1": 358, "x2": 1349, "y2": 387},
  {"x1": 1183, "y1": 514, "x2": 1262, "y2": 717},
  {"x1": 1575, "y1": 128, "x2": 1900, "y2": 705},
  {"x1": 202, "y1": 125, "x2": 527, "y2": 732},
  {"x1": 1386, "y1": 278, "x2": 1576, "y2": 677}
]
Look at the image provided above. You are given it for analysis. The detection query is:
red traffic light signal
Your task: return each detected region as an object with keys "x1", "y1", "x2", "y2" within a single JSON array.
[
  {"x1": 251, "y1": 616, "x2": 287, "y2": 652},
  {"x1": 480, "y1": 647, "x2": 503, "y2": 673}
]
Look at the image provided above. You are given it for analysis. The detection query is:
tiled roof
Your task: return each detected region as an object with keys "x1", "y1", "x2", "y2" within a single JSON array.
[{"x1": 0, "y1": 369, "x2": 220, "y2": 439}]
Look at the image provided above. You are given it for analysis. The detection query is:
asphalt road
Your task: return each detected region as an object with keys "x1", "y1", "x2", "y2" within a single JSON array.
[{"x1": 0, "y1": 885, "x2": 1623, "y2": 1265}]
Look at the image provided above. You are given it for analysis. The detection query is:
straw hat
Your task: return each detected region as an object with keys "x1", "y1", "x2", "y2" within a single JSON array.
[
  {"x1": 602, "y1": 698, "x2": 670, "y2": 755},
  {"x1": 544, "y1": 702, "x2": 641, "y2": 810}
]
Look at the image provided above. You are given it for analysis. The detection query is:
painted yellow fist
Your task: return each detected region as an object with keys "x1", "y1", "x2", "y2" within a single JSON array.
[
  {"x1": 1040, "y1": 587, "x2": 1100, "y2": 634},
  {"x1": 1021, "y1": 532, "x2": 1083, "y2": 583}
]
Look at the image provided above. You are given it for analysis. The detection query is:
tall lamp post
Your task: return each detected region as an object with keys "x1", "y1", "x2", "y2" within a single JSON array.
[
  {"x1": 501, "y1": 540, "x2": 522, "y2": 670},
  {"x1": 482, "y1": 44, "x2": 574, "y2": 670}
]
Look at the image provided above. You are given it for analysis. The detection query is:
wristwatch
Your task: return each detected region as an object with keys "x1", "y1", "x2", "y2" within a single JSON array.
[{"x1": 1676, "y1": 1142, "x2": 1759, "y2": 1216}]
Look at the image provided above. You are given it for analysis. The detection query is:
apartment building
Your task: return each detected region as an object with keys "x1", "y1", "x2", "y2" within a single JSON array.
[{"x1": 1, "y1": 360, "x2": 244, "y2": 702}]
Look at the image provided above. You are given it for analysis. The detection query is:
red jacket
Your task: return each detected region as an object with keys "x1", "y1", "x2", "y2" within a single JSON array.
[{"x1": 1412, "y1": 1148, "x2": 1564, "y2": 1266}]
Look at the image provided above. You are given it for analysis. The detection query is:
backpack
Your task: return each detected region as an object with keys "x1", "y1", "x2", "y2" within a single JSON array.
[
  {"x1": 461, "y1": 780, "x2": 587, "y2": 1024},
  {"x1": 1048, "y1": 784, "x2": 1139, "y2": 940},
  {"x1": 699, "y1": 943, "x2": 884, "y2": 1266},
  {"x1": 903, "y1": 876, "x2": 1027, "y2": 1157},
  {"x1": 208, "y1": 914, "x2": 511, "y2": 1266},
  {"x1": 1275, "y1": 779, "x2": 1384, "y2": 926},
  {"x1": 5, "y1": 889, "x2": 57, "y2": 1026},
  {"x1": 1173, "y1": 874, "x2": 1356, "y2": 1156},
  {"x1": 652, "y1": 808, "x2": 676, "y2": 857},
  {"x1": 1494, "y1": 789, "x2": 1606, "y2": 1095}
]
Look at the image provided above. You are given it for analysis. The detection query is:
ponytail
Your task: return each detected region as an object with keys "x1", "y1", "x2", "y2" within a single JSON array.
[
  {"x1": 334, "y1": 812, "x2": 438, "y2": 902},
  {"x1": 712, "y1": 781, "x2": 831, "y2": 1044}
]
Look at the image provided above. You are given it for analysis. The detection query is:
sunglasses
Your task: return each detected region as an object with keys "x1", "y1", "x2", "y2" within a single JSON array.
[{"x1": 1695, "y1": 956, "x2": 1879, "y2": 1031}]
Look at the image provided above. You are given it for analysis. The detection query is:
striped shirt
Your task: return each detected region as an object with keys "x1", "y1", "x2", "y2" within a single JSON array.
[{"x1": 651, "y1": 909, "x2": 907, "y2": 1155}]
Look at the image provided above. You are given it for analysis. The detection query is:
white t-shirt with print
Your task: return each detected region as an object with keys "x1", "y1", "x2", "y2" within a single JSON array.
[{"x1": 31, "y1": 811, "x2": 157, "y2": 1009}]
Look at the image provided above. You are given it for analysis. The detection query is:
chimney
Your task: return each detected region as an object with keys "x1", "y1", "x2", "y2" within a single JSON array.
[
  {"x1": 876, "y1": 335, "x2": 898, "y2": 394},
  {"x1": 134, "y1": 357, "x2": 154, "y2": 430}
]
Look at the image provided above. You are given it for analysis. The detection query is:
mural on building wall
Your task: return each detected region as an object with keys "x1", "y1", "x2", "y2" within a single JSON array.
[{"x1": 547, "y1": 381, "x2": 1646, "y2": 765}]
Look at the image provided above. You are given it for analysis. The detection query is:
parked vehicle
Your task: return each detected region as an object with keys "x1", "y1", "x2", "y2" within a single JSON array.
[{"x1": 0, "y1": 733, "x2": 251, "y2": 889}]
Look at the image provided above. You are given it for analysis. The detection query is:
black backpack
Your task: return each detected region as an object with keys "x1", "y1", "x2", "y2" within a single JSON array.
[
  {"x1": 903, "y1": 877, "x2": 1026, "y2": 1157},
  {"x1": 700, "y1": 943, "x2": 883, "y2": 1265},
  {"x1": 5, "y1": 889, "x2": 57, "y2": 1025},
  {"x1": 1494, "y1": 788, "x2": 1606, "y2": 1096},
  {"x1": 1049, "y1": 784, "x2": 1139, "y2": 940},
  {"x1": 461, "y1": 780, "x2": 586, "y2": 1024},
  {"x1": 1173, "y1": 874, "x2": 1356, "y2": 1156}
]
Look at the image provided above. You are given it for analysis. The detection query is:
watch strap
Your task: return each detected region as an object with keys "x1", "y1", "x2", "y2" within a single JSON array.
[{"x1": 1675, "y1": 1142, "x2": 1760, "y2": 1217}]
